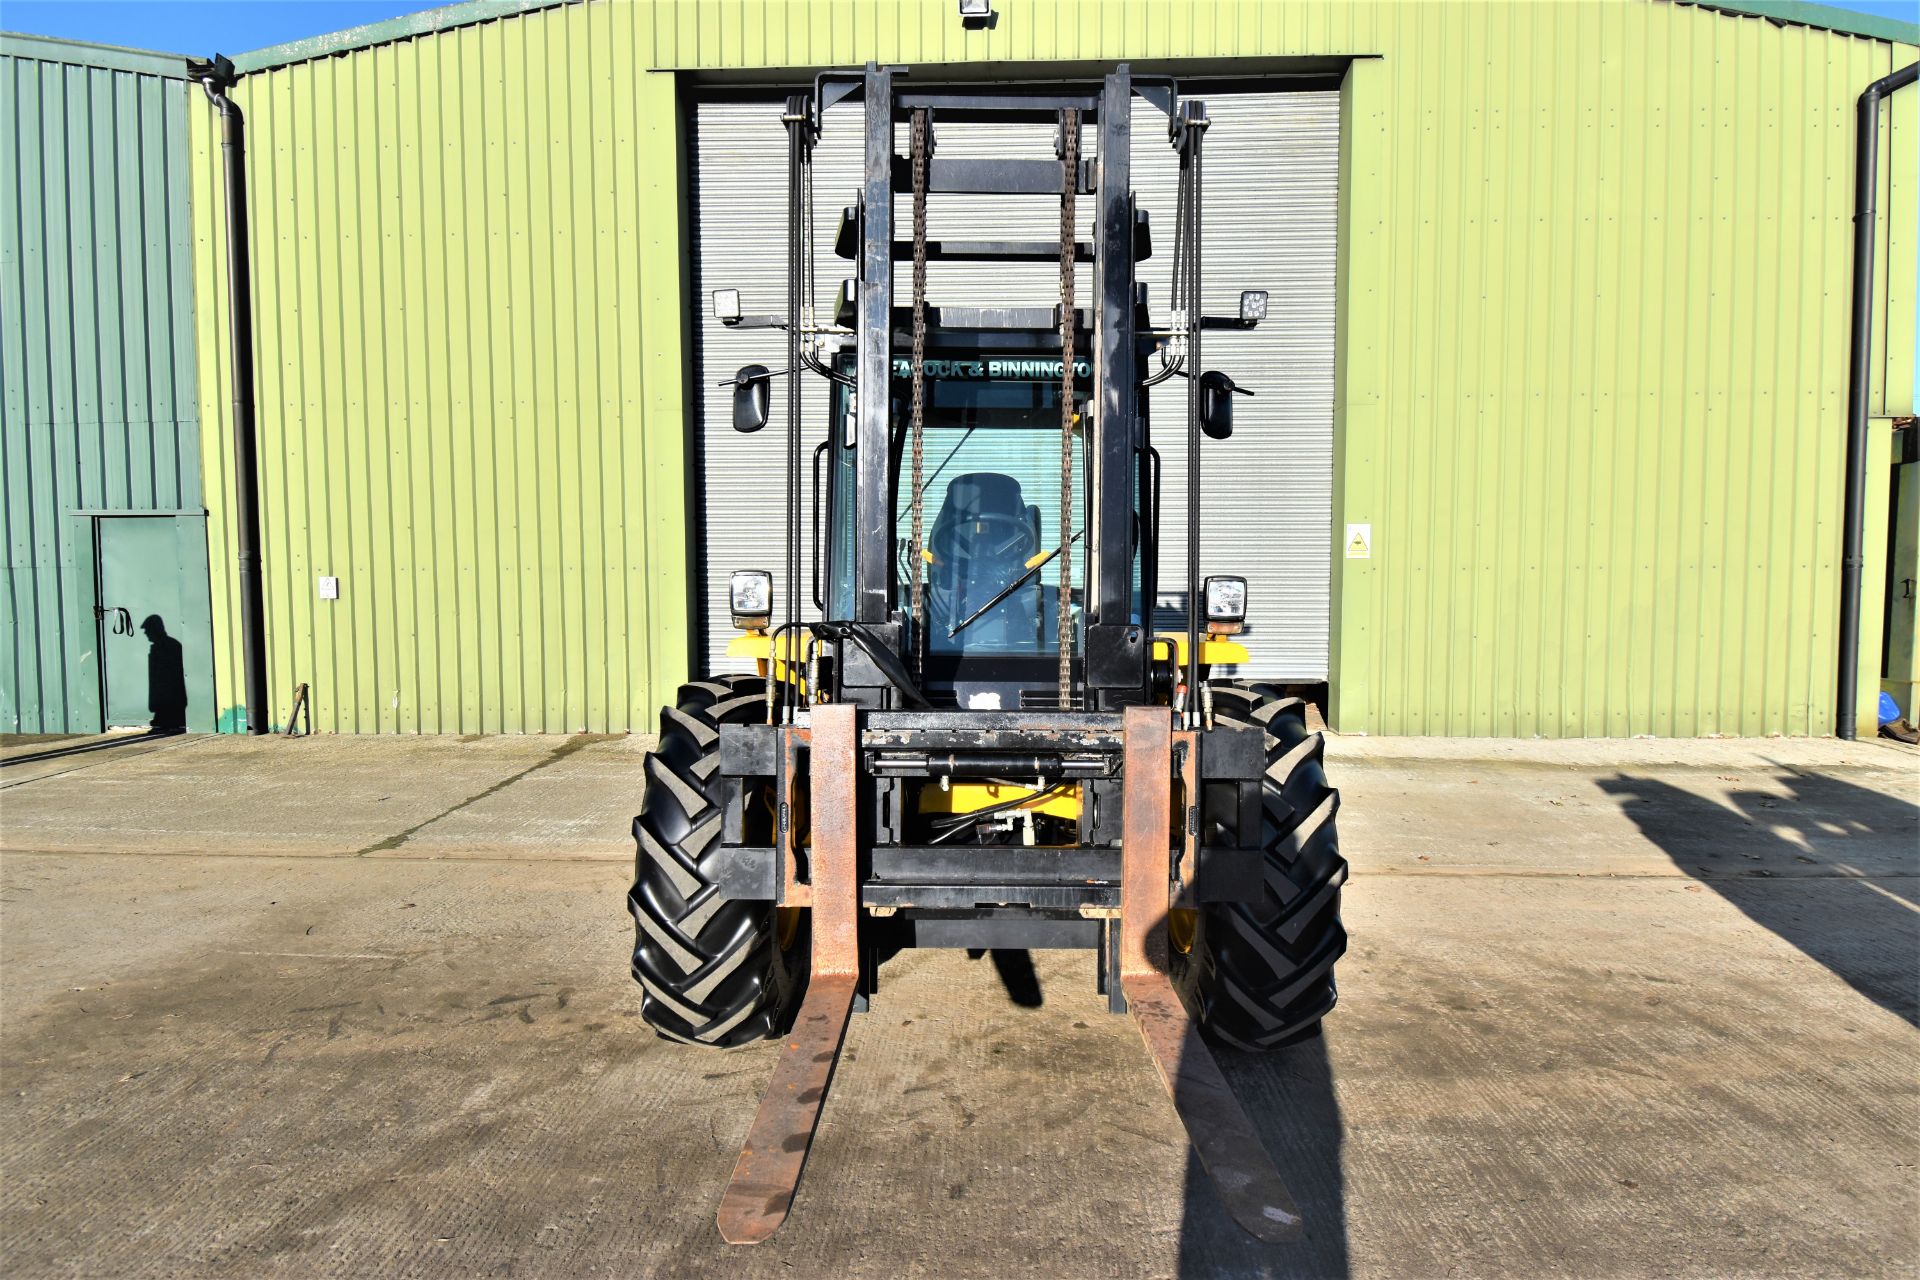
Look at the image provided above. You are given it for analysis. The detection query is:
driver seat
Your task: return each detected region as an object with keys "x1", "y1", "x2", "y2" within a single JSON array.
[
  {"x1": 928, "y1": 472, "x2": 1041, "y2": 622},
  {"x1": 933, "y1": 472, "x2": 1030, "y2": 539}
]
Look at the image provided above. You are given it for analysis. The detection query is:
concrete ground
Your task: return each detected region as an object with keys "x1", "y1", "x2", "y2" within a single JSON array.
[{"x1": 1, "y1": 728, "x2": 1915, "y2": 1279}]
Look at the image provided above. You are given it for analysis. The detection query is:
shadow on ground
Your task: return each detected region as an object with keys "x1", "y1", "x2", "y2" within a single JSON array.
[
  {"x1": 1178, "y1": 1033, "x2": 1346, "y2": 1279},
  {"x1": 1598, "y1": 766, "x2": 1919, "y2": 1026},
  {"x1": 932, "y1": 945, "x2": 1348, "y2": 1277},
  {"x1": 965, "y1": 948, "x2": 1044, "y2": 1007},
  {"x1": 0, "y1": 728, "x2": 184, "y2": 768}
]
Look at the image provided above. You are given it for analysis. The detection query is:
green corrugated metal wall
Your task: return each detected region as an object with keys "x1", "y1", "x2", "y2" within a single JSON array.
[
  {"x1": 1, "y1": 34, "x2": 202, "y2": 734},
  {"x1": 1328, "y1": 4, "x2": 1915, "y2": 737},
  {"x1": 189, "y1": 0, "x2": 1918, "y2": 736},
  {"x1": 191, "y1": 8, "x2": 691, "y2": 734}
]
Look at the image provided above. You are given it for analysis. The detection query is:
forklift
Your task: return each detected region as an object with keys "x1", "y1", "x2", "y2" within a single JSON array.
[{"x1": 630, "y1": 64, "x2": 1348, "y2": 1244}]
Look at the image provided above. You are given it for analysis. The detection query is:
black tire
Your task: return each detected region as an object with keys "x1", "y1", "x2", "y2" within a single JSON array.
[
  {"x1": 629, "y1": 674, "x2": 808, "y2": 1047},
  {"x1": 1171, "y1": 682, "x2": 1348, "y2": 1051}
]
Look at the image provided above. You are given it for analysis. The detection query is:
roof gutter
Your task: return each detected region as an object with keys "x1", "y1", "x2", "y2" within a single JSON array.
[
  {"x1": 1837, "y1": 59, "x2": 1918, "y2": 741},
  {"x1": 189, "y1": 53, "x2": 271, "y2": 735}
]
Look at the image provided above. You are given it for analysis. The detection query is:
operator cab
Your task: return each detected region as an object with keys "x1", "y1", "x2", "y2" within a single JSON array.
[{"x1": 820, "y1": 333, "x2": 1122, "y2": 710}]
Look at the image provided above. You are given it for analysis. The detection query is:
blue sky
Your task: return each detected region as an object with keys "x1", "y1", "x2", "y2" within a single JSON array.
[
  {"x1": 1828, "y1": 0, "x2": 1920, "y2": 21},
  {"x1": 1, "y1": 2, "x2": 450, "y2": 57},
  {"x1": 1, "y1": 0, "x2": 1914, "y2": 60}
]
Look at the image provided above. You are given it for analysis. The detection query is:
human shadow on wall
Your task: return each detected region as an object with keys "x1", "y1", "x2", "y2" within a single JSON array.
[
  {"x1": 1177, "y1": 1031, "x2": 1347, "y2": 1279},
  {"x1": 1598, "y1": 767, "x2": 1919, "y2": 1027},
  {"x1": 141, "y1": 615, "x2": 188, "y2": 736}
]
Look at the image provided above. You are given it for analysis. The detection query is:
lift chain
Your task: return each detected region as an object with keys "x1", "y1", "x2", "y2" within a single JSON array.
[
  {"x1": 1181, "y1": 115, "x2": 1206, "y2": 728},
  {"x1": 784, "y1": 96, "x2": 807, "y2": 724},
  {"x1": 1057, "y1": 108, "x2": 1080, "y2": 707},
  {"x1": 908, "y1": 107, "x2": 931, "y2": 677}
]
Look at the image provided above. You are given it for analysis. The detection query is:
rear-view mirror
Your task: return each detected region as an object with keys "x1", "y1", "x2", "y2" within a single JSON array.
[
  {"x1": 1199, "y1": 370, "x2": 1249, "y2": 440},
  {"x1": 733, "y1": 365, "x2": 771, "y2": 433}
]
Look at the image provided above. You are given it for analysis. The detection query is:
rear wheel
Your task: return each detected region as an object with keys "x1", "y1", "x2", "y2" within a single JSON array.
[
  {"x1": 629, "y1": 674, "x2": 808, "y2": 1047},
  {"x1": 1171, "y1": 682, "x2": 1348, "y2": 1050}
]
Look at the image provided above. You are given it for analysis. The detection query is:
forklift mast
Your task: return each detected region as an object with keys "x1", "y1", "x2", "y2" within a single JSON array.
[{"x1": 779, "y1": 63, "x2": 1213, "y2": 715}]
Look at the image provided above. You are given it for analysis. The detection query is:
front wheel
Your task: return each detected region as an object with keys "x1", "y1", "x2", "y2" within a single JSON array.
[
  {"x1": 1170, "y1": 683, "x2": 1348, "y2": 1050},
  {"x1": 628, "y1": 674, "x2": 808, "y2": 1047}
]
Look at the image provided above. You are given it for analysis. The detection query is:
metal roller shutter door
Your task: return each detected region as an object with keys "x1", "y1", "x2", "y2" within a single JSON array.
[{"x1": 688, "y1": 90, "x2": 1338, "y2": 679}]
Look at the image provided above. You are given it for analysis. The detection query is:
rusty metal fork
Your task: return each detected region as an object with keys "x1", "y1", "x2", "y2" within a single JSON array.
[
  {"x1": 717, "y1": 703, "x2": 1298, "y2": 1244},
  {"x1": 1119, "y1": 705, "x2": 1305, "y2": 1243},
  {"x1": 716, "y1": 703, "x2": 860, "y2": 1245}
]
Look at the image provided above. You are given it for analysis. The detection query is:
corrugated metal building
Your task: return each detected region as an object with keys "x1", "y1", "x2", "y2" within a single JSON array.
[
  {"x1": 4, "y1": 0, "x2": 1916, "y2": 737},
  {"x1": 1, "y1": 34, "x2": 216, "y2": 734}
]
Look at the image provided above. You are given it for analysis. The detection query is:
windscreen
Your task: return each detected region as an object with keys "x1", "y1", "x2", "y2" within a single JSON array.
[
  {"x1": 899, "y1": 371, "x2": 1085, "y2": 657},
  {"x1": 826, "y1": 357, "x2": 1148, "y2": 664}
]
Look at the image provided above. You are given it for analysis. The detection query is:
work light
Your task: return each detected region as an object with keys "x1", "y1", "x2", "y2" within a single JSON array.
[
  {"x1": 730, "y1": 570, "x2": 773, "y2": 631},
  {"x1": 1238, "y1": 290, "x2": 1268, "y2": 324},
  {"x1": 712, "y1": 288, "x2": 743, "y2": 325},
  {"x1": 1203, "y1": 575, "x2": 1247, "y2": 635}
]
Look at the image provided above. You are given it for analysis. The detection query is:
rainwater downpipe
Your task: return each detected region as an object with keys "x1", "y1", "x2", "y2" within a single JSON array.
[
  {"x1": 194, "y1": 55, "x2": 270, "y2": 735},
  {"x1": 1838, "y1": 60, "x2": 1918, "y2": 741}
]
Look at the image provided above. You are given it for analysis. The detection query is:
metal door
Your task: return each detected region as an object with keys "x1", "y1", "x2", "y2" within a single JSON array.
[
  {"x1": 688, "y1": 88, "x2": 1340, "y2": 680},
  {"x1": 95, "y1": 516, "x2": 215, "y2": 732}
]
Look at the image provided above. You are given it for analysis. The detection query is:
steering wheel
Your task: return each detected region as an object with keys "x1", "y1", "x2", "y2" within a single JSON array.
[{"x1": 931, "y1": 512, "x2": 1037, "y2": 566}]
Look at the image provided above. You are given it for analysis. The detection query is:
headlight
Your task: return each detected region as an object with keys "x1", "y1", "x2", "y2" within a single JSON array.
[
  {"x1": 1238, "y1": 290, "x2": 1268, "y2": 324},
  {"x1": 1203, "y1": 575, "x2": 1246, "y2": 635},
  {"x1": 730, "y1": 570, "x2": 772, "y2": 631}
]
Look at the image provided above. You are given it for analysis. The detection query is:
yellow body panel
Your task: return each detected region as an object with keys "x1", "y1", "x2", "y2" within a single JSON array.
[
  {"x1": 917, "y1": 781, "x2": 1083, "y2": 821},
  {"x1": 726, "y1": 631, "x2": 776, "y2": 661},
  {"x1": 730, "y1": 630, "x2": 1238, "y2": 711},
  {"x1": 726, "y1": 630, "x2": 811, "y2": 689},
  {"x1": 1152, "y1": 635, "x2": 1252, "y2": 667},
  {"x1": 732, "y1": 630, "x2": 1251, "y2": 669}
]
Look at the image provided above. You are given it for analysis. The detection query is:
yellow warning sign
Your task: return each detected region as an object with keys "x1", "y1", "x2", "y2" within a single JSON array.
[{"x1": 1345, "y1": 523, "x2": 1372, "y2": 559}]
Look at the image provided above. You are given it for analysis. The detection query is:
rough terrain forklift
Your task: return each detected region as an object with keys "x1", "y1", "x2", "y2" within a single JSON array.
[{"x1": 630, "y1": 64, "x2": 1348, "y2": 1244}]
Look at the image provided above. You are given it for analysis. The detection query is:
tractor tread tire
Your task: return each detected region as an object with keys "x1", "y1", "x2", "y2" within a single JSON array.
[
  {"x1": 1173, "y1": 682, "x2": 1349, "y2": 1051},
  {"x1": 629, "y1": 673, "x2": 803, "y2": 1048}
]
